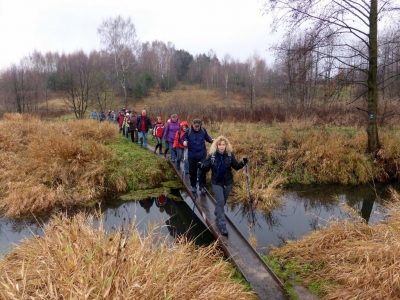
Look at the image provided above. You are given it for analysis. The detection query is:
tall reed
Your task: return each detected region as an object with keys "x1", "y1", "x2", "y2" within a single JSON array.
[
  {"x1": 269, "y1": 189, "x2": 400, "y2": 299},
  {"x1": 0, "y1": 213, "x2": 255, "y2": 299}
]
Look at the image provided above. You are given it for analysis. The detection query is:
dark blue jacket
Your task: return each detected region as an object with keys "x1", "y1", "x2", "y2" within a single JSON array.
[
  {"x1": 200, "y1": 152, "x2": 244, "y2": 186},
  {"x1": 180, "y1": 125, "x2": 213, "y2": 159}
]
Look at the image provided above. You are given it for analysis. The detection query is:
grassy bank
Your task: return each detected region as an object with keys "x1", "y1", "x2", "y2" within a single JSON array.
[
  {"x1": 0, "y1": 113, "x2": 174, "y2": 218},
  {"x1": 0, "y1": 213, "x2": 255, "y2": 299},
  {"x1": 201, "y1": 121, "x2": 400, "y2": 213},
  {"x1": 265, "y1": 189, "x2": 400, "y2": 299},
  {"x1": 2, "y1": 112, "x2": 399, "y2": 217}
]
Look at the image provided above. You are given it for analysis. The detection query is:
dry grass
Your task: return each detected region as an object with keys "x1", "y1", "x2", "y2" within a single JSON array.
[
  {"x1": 0, "y1": 213, "x2": 255, "y2": 300},
  {"x1": 269, "y1": 189, "x2": 400, "y2": 300},
  {"x1": 202, "y1": 121, "x2": 400, "y2": 213},
  {"x1": 0, "y1": 113, "x2": 122, "y2": 217}
]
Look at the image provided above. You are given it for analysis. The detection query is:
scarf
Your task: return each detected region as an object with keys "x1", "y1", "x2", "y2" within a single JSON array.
[{"x1": 215, "y1": 152, "x2": 227, "y2": 182}]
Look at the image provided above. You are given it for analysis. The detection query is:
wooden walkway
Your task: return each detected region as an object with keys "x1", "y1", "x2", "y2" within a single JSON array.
[{"x1": 165, "y1": 158, "x2": 290, "y2": 300}]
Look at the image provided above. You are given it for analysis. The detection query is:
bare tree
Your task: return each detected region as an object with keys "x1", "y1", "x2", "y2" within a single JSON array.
[
  {"x1": 58, "y1": 51, "x2": 97, "y2": 119},
  {"x1": 263, "y1": 0, "x2": 400, "y2": 153},
  {"x1": 97, "y1": 16, "x2": 140, "y2": 107},
  {"x1": 221, "y1": 54, "x2": 233, "y2": 98},
  {"x1": 240, "y1": 53, "x2": 266, "y2": 110}
]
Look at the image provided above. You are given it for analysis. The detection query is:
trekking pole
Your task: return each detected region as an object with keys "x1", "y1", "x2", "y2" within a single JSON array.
[
  {"x1": 245, "y1": 164, "x2": 255, "y2": 224},
  {"x1": 191, "y1": 168, "x2": 201, "y2": 220}
]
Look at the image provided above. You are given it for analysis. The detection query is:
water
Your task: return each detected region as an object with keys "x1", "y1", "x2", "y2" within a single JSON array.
[{"x1": 0, "y1": 183, "x2": 396, "y2": 256}]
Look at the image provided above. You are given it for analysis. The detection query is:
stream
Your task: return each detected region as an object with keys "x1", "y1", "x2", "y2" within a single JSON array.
[{"x1": 0, "y1": 183, "x2": 397, "y2": 256}]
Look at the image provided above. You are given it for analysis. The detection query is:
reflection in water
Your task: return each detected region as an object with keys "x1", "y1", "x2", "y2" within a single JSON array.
[
  {"x1": 223, "y1": 183, "x2": 396, "y2": 254},
  {"x1": 361, "y1": 198, "x2": 375, "y2": 223},
  {"x1": 139, "y1": 198, "x2": 155, "y2": 214},
  {"x1": 0, "y1": 184, "x2": 397, "y2": 256}
]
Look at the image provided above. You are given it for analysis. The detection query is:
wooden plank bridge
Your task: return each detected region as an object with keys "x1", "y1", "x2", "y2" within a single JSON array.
[{"x1": 165, "y1": 158, "x2": 290, "y2": 300}]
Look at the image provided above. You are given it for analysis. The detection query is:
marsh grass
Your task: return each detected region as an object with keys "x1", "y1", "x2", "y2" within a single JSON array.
[
  {"x1": 0, "y1": 213, "x2": 255, "y2": 299},
  {"x1": 201, "y1": 121, "x2": 400, "y2": 213},
  {"x1": 268, "y1": 189, "x2": 400, "y2": 299},
  {"x1": 0, "y1": 114, "x2": 173, "y2": 218}
]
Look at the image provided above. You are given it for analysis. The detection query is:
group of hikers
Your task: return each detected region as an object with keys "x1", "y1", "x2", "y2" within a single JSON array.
[{"x1": 90, "y1": 107, "x2": 248, "y2": 236}]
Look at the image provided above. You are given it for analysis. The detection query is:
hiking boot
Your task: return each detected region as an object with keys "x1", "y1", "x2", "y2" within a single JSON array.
[
  {"x1": 191, "y1": 186, "x2": 197, "y2": 194},
  {"x1": 200, "y1": 187, "x2": 206, "y2": 195},
  {"x1": 219, "y1": 227, "x2": 228, "y2": 236}
]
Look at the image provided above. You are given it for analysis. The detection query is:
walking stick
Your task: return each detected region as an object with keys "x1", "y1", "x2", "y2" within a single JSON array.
[
  {"x1": 191, "y1": 168, "x2": 201, "y2": 220},
  {"x1": 245, "y1": 164, "x2": 255, "y2": 224}
]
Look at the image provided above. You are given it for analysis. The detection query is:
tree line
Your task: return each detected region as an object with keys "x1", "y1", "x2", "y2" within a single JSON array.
[{"x1": 2, "y1": 5, "x2": 400, "y2": 153}]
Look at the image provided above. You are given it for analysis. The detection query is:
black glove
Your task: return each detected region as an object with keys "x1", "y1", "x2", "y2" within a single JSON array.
[
  {"x1": 242, "y1": 157, "x2": 248, "y2": 165},
  {"x1": 197, "y1": 162, "x2": 203, "y2": 168}
]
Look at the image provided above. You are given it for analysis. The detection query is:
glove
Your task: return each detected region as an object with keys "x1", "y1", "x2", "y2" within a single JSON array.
[
  {"x1": 242, "y1": 157, "x2": 248, "y2": 165},
  {"x1": 197, "y1": 162, "x2": 203, "y2": 168}
]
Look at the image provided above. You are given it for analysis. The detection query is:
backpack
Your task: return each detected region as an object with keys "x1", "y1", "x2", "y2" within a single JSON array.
[
  {"x1": 162, "y1": 119, "x2": 180, "y2": 137},
  {"x1": 187, "y1": 126, "x2": 206, "y2": 137}
]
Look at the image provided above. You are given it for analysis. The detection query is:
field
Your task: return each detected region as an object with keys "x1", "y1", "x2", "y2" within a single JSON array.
[{"x1": 1, "y1": 85, "x2": 400, "y2": 299}]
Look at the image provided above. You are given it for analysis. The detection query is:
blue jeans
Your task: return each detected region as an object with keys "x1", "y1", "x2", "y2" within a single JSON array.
[
  {"x1": 212, "y1": 183, "x2": 233, "y2": 229},
  {"x1": 139, "y1": 131, "x2": 148, "y2": 149},
  {"x1": 124, "y1": 126, "x2": 130, "y2": 138},
  {"x1": 156, "y1": 137, "x2": 162, "y2": 147},
  {"x1": 165, "y1": 141, "x2": 176, "y2": 160},
  {"x1": 183, "y1": 148, "x2": 189, "y2": 172},
  {"x1": 175, "y1": 148, "x2": 184, "y2": 170}
]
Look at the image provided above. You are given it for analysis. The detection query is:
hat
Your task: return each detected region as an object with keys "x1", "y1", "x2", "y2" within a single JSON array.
[
  {"x1": 126, "y1": 113, "x2": 129, "y2": 116},
  {"x1": 181, "y1": 121, "x2": 189, "y2": 128},
  {"x1": 193, "y1": 119, "x2": 202, "y2": 125}
]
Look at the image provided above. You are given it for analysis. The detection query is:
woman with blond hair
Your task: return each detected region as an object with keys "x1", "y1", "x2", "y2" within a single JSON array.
[{"x1": 198, "y1": 136, "x2": 248, "y2": 236}]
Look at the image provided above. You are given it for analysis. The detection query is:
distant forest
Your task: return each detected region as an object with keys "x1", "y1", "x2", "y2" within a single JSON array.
[{"x1": 1, "y1": 9, "x2": 400, "y2": 130}]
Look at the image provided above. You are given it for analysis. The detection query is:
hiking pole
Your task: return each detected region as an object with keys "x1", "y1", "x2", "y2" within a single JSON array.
[
  {"x1": 191, "y1": 168, "x2": 202, "y2": 220},
  {"x1": 245, "y1": 164, "x2": 255, "y2": 224}
]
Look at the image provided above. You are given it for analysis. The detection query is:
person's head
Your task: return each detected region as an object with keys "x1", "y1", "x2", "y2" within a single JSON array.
[
  {"x1": 141, "y1": 109, "x2": 147, "y2": 116},
  {"x1": 157, "y1": 116, "x2": 162, "y2": 122},
  {"x1": 181, "y1": 121, "x2": 188, "y2": 131},
  {"x1": 209, "y1": 136, "x2": 233, "y2": 155},
  {"x1": 192, "y1": 119, "x2": 202, "y2": 131},
  {"x1": 171, "y1": 114, "x2": 178, "y2": 122},
  {"x1": 126, "y1": 113, "x2": 129, "y2": 116}
]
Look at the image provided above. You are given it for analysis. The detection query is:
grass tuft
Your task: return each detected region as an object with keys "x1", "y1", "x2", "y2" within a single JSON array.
[
  {"x1": 0, "y1": 213, "x2": 255, "y2": 299},
  {"x1": 267, "y1": 189, "x2": 400, "y2": 299}
]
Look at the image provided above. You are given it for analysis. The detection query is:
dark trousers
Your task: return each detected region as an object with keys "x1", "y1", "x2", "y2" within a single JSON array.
[
  {"x1": 188, "y1": 157, "x2": 206, "y2": 188},
  {"x1": 130, "y1": 129, "x2": 138, "y2": 142}
]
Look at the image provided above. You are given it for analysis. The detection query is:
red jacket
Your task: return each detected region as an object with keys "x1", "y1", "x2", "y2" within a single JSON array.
[
  {"x1": 173, "y1": 121, "x2": 189, "y2": 149},
  {"x1": 153, "y1": 122, "x2": 164, "y2": 138}
]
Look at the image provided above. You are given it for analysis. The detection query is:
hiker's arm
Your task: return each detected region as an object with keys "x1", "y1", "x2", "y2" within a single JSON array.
[
  {"x1": 180, "y1": 129, "x2": 188, "y2": 146},
  {"x1": 204, "y1": 129, "x2": 213, "y2": 143},
  {"x1": 231, "y1": 153, "x2": 246, "y2": 170}
]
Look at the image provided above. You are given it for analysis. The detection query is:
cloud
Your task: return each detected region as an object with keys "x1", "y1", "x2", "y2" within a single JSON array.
[{"x1": 0, "y1": 0, "x2": 277, "y2": 69}]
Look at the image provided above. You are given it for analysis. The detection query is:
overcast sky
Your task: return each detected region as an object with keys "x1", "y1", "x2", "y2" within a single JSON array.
[{"x1": 0, "y1": 0, "x2": 279, "y2": 70}]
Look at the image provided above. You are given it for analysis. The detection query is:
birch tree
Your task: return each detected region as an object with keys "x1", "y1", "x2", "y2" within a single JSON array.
[
  {"x1": 263, "y1": 0, "x2": 400, "y2": 153},
  {"x1": 97, "y1": 16, "x2": 140, "y2": 107}
]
